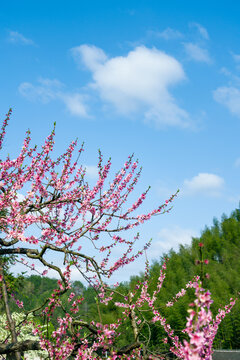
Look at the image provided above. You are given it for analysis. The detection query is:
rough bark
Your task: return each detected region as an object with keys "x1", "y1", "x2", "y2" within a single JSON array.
[{"x1": 0, "y1": 340, "x2": 41, "y2": 354}]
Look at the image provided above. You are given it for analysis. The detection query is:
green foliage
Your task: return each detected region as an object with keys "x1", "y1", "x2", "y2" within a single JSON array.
[
  {"x1": 106, "y1": 207, "x2": 240, "y2": 350},
  {"x1": 2, "y1": 207, "x2": 240, "y2": 352}
]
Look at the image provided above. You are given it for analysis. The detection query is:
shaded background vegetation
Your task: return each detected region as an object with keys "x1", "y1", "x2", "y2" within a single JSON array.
[{"x1": 2, "y1": 207, "x2": 240, "y2": 352}]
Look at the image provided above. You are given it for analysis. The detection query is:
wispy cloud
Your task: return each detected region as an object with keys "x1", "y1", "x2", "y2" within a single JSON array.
[
  {"x1": 61, "y1": 94, "x2": 89, "y2": 117},
  {"x1": 148, "y1": 226, "x2": 198, "y2": 258},
  {"x1": 19, "y1": 78, "x2": 89, "y2": 117},
  {"x1": 153, "y1": 27, "x2": 183, "y2": 40},
  {"x1": 184, "y1": 43, "x2": 211, "y2": 63},
  {"x1": 72, "y1": 45, "x2": 107, "y2": 72},
  {"x1": 189, "y1": 22, "x2": 209, "y2": 40},
  {"x1": 19, "y1": 78, "x2": 62, "y2": 102},
  {"x1": 84, "y1": 165, "x2": 98, "y2": 179},
  {"x1": 234, "y1": 157, "x2": 240, "y2": 168},
  {"x1": 71, "y1": 45, "x2": 190, "y2": 128},
  {"x1": 230, "y1": 52, "x2": 240, "y2": 71},
  {"x1": 235, "y1": 158, "x2": 240, "y2": 168},
  {"x1": 231, "y1": 52, "x2": 240, "y2": 63},
  {"x1": 213, "y1": 86, "x2": 240, "y2": 117},
  {"x1": 220, "y1": 67, "x2": 240, "y2": 86},
  {"x1": 183, "y1": 173, "x2": 224, "y2": 196},
  {"x1": 7, "y1": 30, "x2": 35, "y2": 45}
]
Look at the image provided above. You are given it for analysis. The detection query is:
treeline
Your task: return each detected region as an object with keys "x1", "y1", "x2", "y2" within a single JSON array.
[{"x1": 4, "y1": 207, "x2": 240, "y2": 351}]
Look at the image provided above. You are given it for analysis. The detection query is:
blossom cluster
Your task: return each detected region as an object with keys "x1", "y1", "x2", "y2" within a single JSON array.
[{"x1": 0, "y1": 110, "x2": 237, "y2": 360}]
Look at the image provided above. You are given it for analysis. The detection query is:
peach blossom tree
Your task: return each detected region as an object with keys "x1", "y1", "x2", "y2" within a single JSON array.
[{"x1": 0, "y1": 110, "x2": 236, "y2": 360}]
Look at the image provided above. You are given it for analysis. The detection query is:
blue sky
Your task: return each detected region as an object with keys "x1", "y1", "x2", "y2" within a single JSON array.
[{"x1": 1, "y1": 1, "x2": 240, "y2": 281}]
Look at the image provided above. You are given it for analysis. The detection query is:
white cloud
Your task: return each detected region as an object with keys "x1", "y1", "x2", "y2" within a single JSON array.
[
  {"x1": 60, "y1": 94, "x2": 89, "y2": 117},
  {"x1": 84, "y1": 165, "x2": 98, "y2": 179},
  {"x1": 231, "y1": 52, "x2": 240, "y2": 63},
  {"x1": 220, "y1": 67, "x2": 232, "y2": 77},
  {"x1": 213, "y1": 86, "x2": 240, "y2": 117},
  {"x1": 148, "y1": 226, "x2": 198, "y2": 258},
  {"x1": 184, "y1": 43, "x2": 211, "y2": 63},
  {"x1": 18, "y1": 78, "x2": 62, "y2": 103},
  {"x1": 183, "y1": 173, "x2": 224, "y2": 196},
  {"x1": 230, "y1": 52, "x2": 240, "y2": 71},
  {"x1": 7, "y1": 30, "x2": 34, "y2": 45},
  {"x1": 155, "y1": 27, "x2": 183, "y2": 40},
  {"x1": 37, "y1": 78, "x2": 63, "y2": 88},
  {"x1": 71, "y1": 45, "x2": 190, "y2": 128},
  {"x1": 234, "y1": 157, "x2": 240, "y2": 168},
  {"x1": 220, "y1": 67, "x2": 240, "y2": 86},
  {"x1": 71, "y1": 44, "x2": 107, "y2": 72},
  {"x1": 19, "y1": 78, "x2": 89, "y2": 117},
  {"x1": 189, "y1": 23, "x2": 209, "y2": 40}
]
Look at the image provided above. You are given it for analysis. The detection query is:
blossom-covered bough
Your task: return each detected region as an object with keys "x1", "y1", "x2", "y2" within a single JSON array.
[{"x1": 0, "y1": 109, "x2": 237, "y2": 360}]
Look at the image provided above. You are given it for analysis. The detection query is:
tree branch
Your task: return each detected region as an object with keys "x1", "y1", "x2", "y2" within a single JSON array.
[
  {"x1": 0, "y1": 340, "x2": 41, "y2": 354},
  {"x1": 0, "y1": 248, "x2": 38, "y2": 256},
  {"x1": 0, "y1": 239, "x2": 19, "y2": 247}
]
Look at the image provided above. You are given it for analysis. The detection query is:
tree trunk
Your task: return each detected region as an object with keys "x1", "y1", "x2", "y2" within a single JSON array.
[{"x1": 0, "y1": 262, "x2": 22, "y2": 360}]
